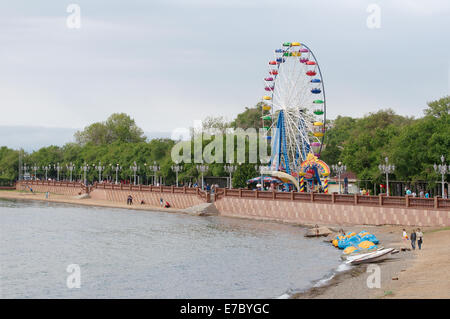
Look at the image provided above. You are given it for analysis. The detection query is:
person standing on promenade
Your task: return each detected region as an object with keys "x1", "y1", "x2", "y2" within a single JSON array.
[
  {"x1": 416, "y1": 228, "x2": 424, "y2": 250},
  {"x1": 419, "y1": 190, "x2": 424, "y2": 198},
  {"x1": 410, "y1": 229, "x2": 417, "y2": 250}
]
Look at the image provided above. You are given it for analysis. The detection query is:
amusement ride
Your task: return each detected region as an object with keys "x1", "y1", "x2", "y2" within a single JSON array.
[{"x1": 254, "y1": 42, "x2": 330, "y2": 192}]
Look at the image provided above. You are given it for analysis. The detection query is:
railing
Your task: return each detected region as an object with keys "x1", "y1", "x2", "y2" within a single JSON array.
[
  {"x1": 18, "y1": 180, "x2": 83, "y2": 187},
  {"x1": 214, "y1": 188, "x2": 450, "y2": 210}
]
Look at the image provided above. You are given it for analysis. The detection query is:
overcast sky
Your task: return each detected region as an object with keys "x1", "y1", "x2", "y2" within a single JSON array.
[{"x1": 0, "y1": 0, "x2": 449, "y2": 150}]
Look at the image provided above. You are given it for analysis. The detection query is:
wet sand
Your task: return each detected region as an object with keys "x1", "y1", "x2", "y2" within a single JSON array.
[{"x1": 1, "y1": 190, "x2": 449, "y2": 299}]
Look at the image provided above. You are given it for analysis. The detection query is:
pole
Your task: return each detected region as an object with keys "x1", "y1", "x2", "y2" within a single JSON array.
[
  {"x1": 385, "y1": 171, "x2": 389, "y2": 196},
  {"x1": 338, "y1": 172, "x2": 341, "y2": 194}
]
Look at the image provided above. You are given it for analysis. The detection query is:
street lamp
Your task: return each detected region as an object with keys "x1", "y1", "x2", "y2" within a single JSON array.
[
  {"x1": 32, "y1": 164, "x2": 39, "y2": 181},
  {"x1": 81, "y1": 163, "x2": 90, "y2": 185},
  {"x1": 150, "y1": 162, "x2": 160, "y2": 186},
  {"x1": 224, "y1": 163, "x2": 237, "y2": 189},
  {"x1": 23, "y1": 163, "x2": 28, "y2": 180},
  {"x1": 130, "y1": 161, "x2": 139, "y2": 185},
  {"x1": 331, "y1": 162, "x2": 346, "y2": 194},
  {"x1": 113, "y1": 164, "x2": 121, "y2": 184},
  {"x1": 434, "y1": 155, "x2": 449, "y2": 198},
  {"x1": 54, "y1": 163, "x2": 61, "y2": 181},
  {"x1": 95, "y1": 162, "x2": 105, "y2": 183},
  {"x1": 42, "y1": 165, "x2": 50, "y2": 180},
  {"x1": 171, "y1": 163, "x2": 183, "y2": 187},
  {"x1": 196, "y1": 164, "x2": 209, "y2": 190},
  {"x1": 378, "y1": 157, "x2": 395, "y2": 197},
  {"x1": 66, "y1": 162, "x2": 75, "y2": 182}
]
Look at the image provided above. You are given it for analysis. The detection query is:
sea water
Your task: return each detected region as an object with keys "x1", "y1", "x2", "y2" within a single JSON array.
[{"x1": 0, "y1": 198, "x2": 342, "y2": 298}]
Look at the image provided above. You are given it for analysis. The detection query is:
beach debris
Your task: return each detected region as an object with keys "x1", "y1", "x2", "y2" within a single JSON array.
[
  {"x1": 305, "y1": 225, "x2": 332, "y2": 237},
  {"x1": 392, "y1": 277, "x2": 399, "y2": 280}
]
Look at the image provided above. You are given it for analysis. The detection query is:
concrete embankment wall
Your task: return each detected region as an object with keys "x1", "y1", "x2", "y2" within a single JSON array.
[
  {"x1": 16, "y1": 182, "x2": 83, "y2": 196},
  {"x1": 89, "y1": 189, "x2": 205, "y2": 209},
  {"x1": 214, "y1": 197, "x2": 450, "y2": 227}
]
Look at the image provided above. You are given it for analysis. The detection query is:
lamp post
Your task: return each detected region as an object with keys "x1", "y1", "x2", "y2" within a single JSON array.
[
  {"x1": 378, "y1": 157, "x2": 395, "y2": 197},
  {"x1": 42, "y1": 165, "x2": 50, "y2": 180},
  {"x1": 224, "y1": 163, "x2": 237, "y2": 189},
  {"x1": 81, "y1": 163, "x2": 89, "y2": 186},
  {"x1": 171, "y1": 163, "x2": 183, "y2": 187},
  {"x1": 331, "y1": 162, "x2": 346, "y2": 194},
  {"x1": 113, "y1": 164, "x2": 121, "y2": 184},
  {"x1": 23, "y1": 164, "x2": 28, "y2": 180},
  {"x1": 434, "y1": 155, "x2": 449, "y2": 198},
  {"x1": 94, "y1": 162, "x2": 105, "y2": 183},
  {"x1": 150, "y1": 162, "x2": 160, "y2": 186},
  {"x1": 130, "y1": 161, "x2": 139, "y2": 185},
  {"x1": 32, "y1": 164, "x2": 39, "y2": 180},
  {"x1": 66, "y1": 162, "x2": 75, "y2": 182},
  {"x1": 54, "y1": 163, "x2": 61, "y2": 181},
  {"x1": 196, "y1": 163, "x2": 209, "y2": 190}
]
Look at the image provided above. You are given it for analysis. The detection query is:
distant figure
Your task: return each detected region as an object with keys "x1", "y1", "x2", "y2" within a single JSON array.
[
  {"x1": 402, "y1": 228, "x2": 409, "y2": 250},
  {"x1": 419, "y1": 190, "x2": 424, "y2": 198},
  {"x1": 127, "y1": 195, "x2": 133, "y2": 205},
  {"x1": 406, "y1": 188, "x2": 412, "y2": 196},
  {"x1": 410, "y1": 229, "x2": 417, "y2": 250},
  {"x1": 164, "y1": 201, "x2": 171, "y2": 208},
  {"x1": 416, "y1": 228, "x2": 423, "y2": 250},
  {"x1": 160, "y1": 197, "x2": 164, "y2": 207},
  {"x1": 45, "y1": 192, "x2": 49, "y2": 199},
  {"x1": 140, "y1": 199, "x2": 145, "y2": 205},
  {"x1": 425, "y1": 192, "x2": 430, "y2": 198}
]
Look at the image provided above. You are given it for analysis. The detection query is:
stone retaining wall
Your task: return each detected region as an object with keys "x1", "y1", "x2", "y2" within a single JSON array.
[
  {"x1": 214, "y1": 197, "x2": 450, "y2": 227},
  {"x1": 89, "y1": 189, "x2": 205, "y2": 209}
]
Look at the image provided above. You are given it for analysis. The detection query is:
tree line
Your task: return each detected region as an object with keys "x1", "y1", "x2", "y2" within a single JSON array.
[{"x1": 0, "y1": 96, "x2": 448, "y2": 190}]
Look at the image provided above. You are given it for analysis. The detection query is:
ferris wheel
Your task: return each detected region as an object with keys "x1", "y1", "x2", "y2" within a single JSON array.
[{"x1": 262, "y1": 42, "x2": 326, "y2": 176}]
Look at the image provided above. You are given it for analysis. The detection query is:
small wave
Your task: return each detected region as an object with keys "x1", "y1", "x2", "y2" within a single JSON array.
[{"x1": 276, "y1": 293, "x2": 291, "y2": 299}]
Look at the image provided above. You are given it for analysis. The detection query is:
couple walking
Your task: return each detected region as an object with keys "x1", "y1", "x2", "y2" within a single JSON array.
[{"x1": 402, "y1": 228, "x2": 423, "y2": 250}]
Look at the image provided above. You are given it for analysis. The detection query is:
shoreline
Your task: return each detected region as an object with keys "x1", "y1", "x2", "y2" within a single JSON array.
[{"x1": 1, "y1": 190, "x2": 449, "y2": 299}]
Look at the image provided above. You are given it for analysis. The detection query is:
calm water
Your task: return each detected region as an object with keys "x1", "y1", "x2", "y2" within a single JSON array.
[{"x1": 0, "y1": 198, "x2": 341, "y2": 298}]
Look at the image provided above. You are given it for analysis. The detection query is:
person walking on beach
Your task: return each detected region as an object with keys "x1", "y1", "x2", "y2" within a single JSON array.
[
  {"x1": 410, "y1": 229, "x2": 417, "y2": 250},
  {"x1": 416, "y1": 228, "x2": 424, "y2": 250}
]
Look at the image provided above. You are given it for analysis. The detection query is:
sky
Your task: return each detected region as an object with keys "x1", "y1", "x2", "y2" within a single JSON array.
[{"x1": 0, "y1": 0, "x2": 449, "y2": 150}]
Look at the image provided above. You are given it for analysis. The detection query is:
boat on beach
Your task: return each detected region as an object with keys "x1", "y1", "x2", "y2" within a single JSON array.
[{"x1": 344, "y1": 248, "x2": 395, "y2": 265}]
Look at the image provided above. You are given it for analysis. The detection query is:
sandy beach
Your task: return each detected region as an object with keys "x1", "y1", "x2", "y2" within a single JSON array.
[{"x1": 1, "y1": 190, "x2": 449, "y2": 299}]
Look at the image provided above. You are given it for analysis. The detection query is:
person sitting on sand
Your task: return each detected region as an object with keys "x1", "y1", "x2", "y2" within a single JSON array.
[
  {"x1": 164, "y1": 201, "x2": 171, "y2": 208},
  {"x1": 140, "y1": 199, "x2": 145, "y2": 205}
]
